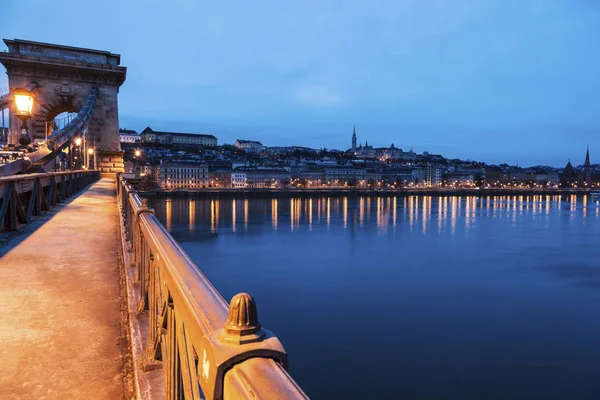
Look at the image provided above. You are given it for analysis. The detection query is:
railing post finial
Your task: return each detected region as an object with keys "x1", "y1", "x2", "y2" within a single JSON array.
[{"x1": 221, "y1": 293, "x2": 265, "y2": 344}]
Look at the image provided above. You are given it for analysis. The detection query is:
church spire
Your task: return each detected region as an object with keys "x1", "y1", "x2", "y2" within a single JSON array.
[
  {"x1": 585, "y1": 145, "x2": 590, "y2": 167},
  {"x1": 584, "y1": 146, "x2": 591, "y2": 186}
]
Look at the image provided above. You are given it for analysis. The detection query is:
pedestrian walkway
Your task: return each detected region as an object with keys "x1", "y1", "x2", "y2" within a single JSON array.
[{"x1": 0, "y1": 178, "x2": 127, "y2": 399}]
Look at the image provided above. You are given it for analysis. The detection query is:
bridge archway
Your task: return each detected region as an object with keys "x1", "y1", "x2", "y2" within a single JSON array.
[{"x1": 0, "y1": 39, "x2": 127, "y2": 174}]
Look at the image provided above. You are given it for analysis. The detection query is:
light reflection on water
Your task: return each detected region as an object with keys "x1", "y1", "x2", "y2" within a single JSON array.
[{"x1": 150, "y1": 194, "x2": 600, "y2": 400}]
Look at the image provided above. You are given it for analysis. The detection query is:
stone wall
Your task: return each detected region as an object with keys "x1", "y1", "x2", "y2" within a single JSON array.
[
  {"x1": 0, "y1": 39, "x2": 127, "y2": 175},
  {"x1": 98, "y1": 150, "x2": 125, "y2": 175}
]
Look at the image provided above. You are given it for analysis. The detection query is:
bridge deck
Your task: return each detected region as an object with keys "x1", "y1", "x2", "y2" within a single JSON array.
[{"x1": 0, "y1": 178, "x2": 128, "y2": 399}]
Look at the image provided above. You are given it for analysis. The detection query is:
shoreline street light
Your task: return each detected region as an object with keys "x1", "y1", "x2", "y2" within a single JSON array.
[
  {"x1": 134, "y1": 149, "x2": 141, "y2": 158},
  {"x1": 13, "y1": 88, "x2": 34, "y2": 146}
]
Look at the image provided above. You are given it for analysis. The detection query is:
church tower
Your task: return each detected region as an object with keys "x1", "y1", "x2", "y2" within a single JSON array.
[
  {"x1": 351, "y1": 125, "x2": 357, "y2": 153},
  {"x1": 584, "y1": 146, "x2": 591, "y2": 186}
]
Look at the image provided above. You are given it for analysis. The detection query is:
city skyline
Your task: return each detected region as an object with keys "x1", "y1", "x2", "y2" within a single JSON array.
[{"x1": 3, "y1": 0, "x2": 600, "y2": 166}]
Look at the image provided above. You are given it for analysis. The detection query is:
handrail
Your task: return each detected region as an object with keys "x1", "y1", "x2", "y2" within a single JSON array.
[
  {"x1": 0, "y1": 170, "x2": 92, "y2": 183},
  {"x1": 117, "y1": 173, "x2": 309, "y2": 400},
  {"x1": 0, "y1": 170, "x2": 100, "y2": 232}
]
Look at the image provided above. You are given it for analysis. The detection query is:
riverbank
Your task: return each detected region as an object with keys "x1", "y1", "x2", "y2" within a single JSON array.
[{"x1": 138, "y1": 187, "x2": 595, "y2": 198}]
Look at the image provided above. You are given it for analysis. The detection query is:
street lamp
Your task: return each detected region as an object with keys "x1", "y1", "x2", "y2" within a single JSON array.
[
  {"x1": 135, "y1": 149, "x2": 141, "y2": 158},
  {"x1": 13, "y1": 88, "x2": 34, "y2": 146},
  {"x1": 74, "y1": 136, "x2": 82, "y2": 147},
  {"x1": 87, "y1": 147, "x2": 94, "y2": 170}
]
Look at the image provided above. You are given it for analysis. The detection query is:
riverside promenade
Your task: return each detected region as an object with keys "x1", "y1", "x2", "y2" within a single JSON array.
[
  {"x1": 0, "y1": 179, "x2": 130, "y2": 399},
  {"x1": 140, "y1": 187, "x2": 590, "y2": 199}
]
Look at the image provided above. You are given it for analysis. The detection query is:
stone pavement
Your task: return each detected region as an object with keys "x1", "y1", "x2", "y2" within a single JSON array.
[{"x1": 0, "y1": 178, "x2": 129, "y2": 399}]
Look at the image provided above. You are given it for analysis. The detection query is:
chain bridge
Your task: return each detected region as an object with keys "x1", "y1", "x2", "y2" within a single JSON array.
[{"x1": 0, "y1": 39, "x2": 308, "y2": 400}]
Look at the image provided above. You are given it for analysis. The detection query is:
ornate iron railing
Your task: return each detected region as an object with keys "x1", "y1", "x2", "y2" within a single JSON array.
[
  {"x1": 117, "y1": 174, "x2": 309, "y2": 400},
  {"x1": 0, "y1": 170, "x2": 100, "y2": 233}
]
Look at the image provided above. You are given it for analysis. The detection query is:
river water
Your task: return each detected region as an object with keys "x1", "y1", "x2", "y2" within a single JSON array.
[{"x1": 149, "y1": 194, "x2": 600, "y2": 399}]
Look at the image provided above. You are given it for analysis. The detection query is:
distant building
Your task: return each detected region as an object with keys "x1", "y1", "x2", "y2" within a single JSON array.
[
  {"x1": 119, "y1": 128, "x2": 141, "y2": 143},
  {"x1": 141, "y1": 127, "x2": 217, "y2": 147},
  {"x1": 446, "y1": 173, "x2": 475, "y2": 187},
  {"x1": 484, "y1": 166, "x2": 506, "y2": 186},
  {"x1": 584, "y1": 147, "x2": 591, "y2": 187},
  {"x1": 231, "y1": 172, "x2": 247, "y2": 188},
  {"x1": 424, "y1": 164, "x2": 442, "y2": 187},
  {"x1": 365, "y1": 169, "x2": 382, "y2": 185},
  {"x1": 155, "y1": 163, "x2": 209, "y2": 190},
  {"x1": 380, "y1": 167, "x2": 414, "y2": 185},
  {"x1": 375, "y1": 144, "x2": 403, "y2": 160},
  {"x1": 234, "y1": 167, "x2": 290, "y2": 188},
  {"x1": 232, "y1": 168, "x2": 291, "y2": 188},
  {"x1": 234, "y1": 139, "x2": 263, "y2": 153},
  {"x1": 534, "y1": 171, "x2": 560, "y2": 186},
  {"x1": 123, "y1": 161, "x2": 135, "y2": 174},
  {"x1": 412, "y1": 167, "x2": 425, "y2": 184},
  {"x1": 324, "y1": 166, "x2": 367, "y2": 184},
  {"x1": 350, "y1": 127, "x2": 415, "y2": 162},
  {"x1": 356, "y1": 141, "x2": 375, "y2": 157},
  {"x1": 294, "y1": 167, "x2": 326, "y2": 184},
  {"x1": 560, "y1": 160, "x2": 578, "y2": 188},
  {"x1": 208, "y1": 168, "x2": 232, "y2": 188},
  {"x1": 140, "y1": 129, "x2": 156, "y2": 143}
]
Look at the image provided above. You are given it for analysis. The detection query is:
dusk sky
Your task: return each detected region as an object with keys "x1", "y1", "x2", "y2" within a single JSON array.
[{"x1": 2, "y1": 0, "x2": 600, "y2": 166}]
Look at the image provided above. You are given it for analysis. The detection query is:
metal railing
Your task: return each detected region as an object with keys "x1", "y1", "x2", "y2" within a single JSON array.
[
  {"x1": 117, "y1": 174, "x2": 309, "y2": 400},
  {"x1": 0, "y1": 170, "x2": 100, "y2": 233}
]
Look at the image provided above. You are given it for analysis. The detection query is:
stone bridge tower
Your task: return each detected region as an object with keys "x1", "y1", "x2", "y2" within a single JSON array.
[{"x1": 0, "y1": 39, "x2": 127, "y2": 174}]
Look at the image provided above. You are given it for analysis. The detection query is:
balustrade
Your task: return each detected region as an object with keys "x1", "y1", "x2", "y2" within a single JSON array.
[
  {"x1": 118, "y1": 174, "x2": 308, "y2": 400},
  {"x1": 0, "y1": 170, "x2": 100, "y2": 233}
]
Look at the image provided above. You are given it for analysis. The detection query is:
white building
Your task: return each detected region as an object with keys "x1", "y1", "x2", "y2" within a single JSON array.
[
  {"x1": 155, "y1": 163, "x2": 209, "y2": 190},
  {"x1": 234, "y1": 139, "x2": 263, "y2": 153},
  {"x1": 231, "y1": 172, "x2": 247, "y2": 188},
  {"x1": 424, "y1": 164, "x2": 442, "y2": 187},
  {"x1": 119, "y1": 129, "x2": 141, "y2": 143}
]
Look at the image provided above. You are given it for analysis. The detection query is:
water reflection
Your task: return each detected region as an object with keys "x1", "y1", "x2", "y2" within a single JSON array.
[
  {"x1": 151, "y1": 194, "x2": 600, "y2": 238},
  {"x1": 149, "y1": 194, "x2": 600, "y2": 399}
]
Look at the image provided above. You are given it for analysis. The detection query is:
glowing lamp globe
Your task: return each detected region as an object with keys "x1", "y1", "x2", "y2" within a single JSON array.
[
  {"x1": 13, "y1": 88, "x2": 34, "y2": 118},
  {"x1": 74, "y1": 137, "x2": 82, "y2": 146},
  {"x1": 88, "y1": 148, "x2": 94, "y2": 155}
]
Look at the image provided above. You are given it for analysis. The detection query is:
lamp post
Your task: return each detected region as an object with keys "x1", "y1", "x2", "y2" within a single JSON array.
[
  {"x1": 134, "y1": 149, "x2": 142, "y2": 176},
  {"x1": 13, "y1": 88, "x2": 34, "y2": 146},
  {"x1": 73, "y1": 136, "x2": 82, "y2": 169},
  {"x1": 88, "y1": 148, "x2": 94, "y2": 170}
]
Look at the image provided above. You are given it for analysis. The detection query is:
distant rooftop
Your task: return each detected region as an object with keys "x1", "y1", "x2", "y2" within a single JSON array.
[
  {"x1": 141, "y1": 127, "x2": 216, "y2": 140},
  {"x1": 119, "y1": 129, "x2": 139, "y2": 135},
  {"x1": 236, "y1": 139, "x2": 263, "y2": 145}
]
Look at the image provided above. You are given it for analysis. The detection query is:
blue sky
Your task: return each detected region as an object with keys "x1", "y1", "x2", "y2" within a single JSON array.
[{"x1": 2, "y1": 0, "x2": 600, "y2": 166}]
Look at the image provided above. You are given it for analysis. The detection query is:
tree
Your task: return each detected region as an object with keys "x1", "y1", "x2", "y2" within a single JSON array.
[{"x1": 139, "y1": 173, "x2": 158, "y2": 191}]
